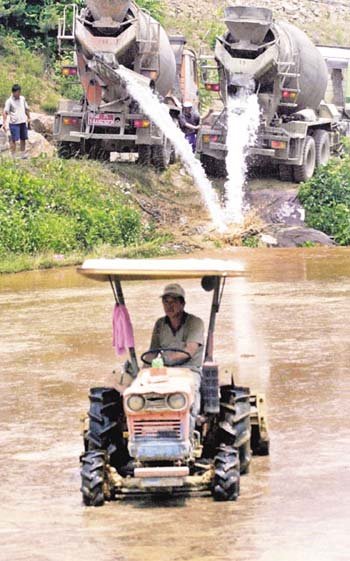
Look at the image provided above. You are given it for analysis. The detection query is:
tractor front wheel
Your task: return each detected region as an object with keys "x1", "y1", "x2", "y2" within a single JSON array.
[
  {"x1": 80, "y1": 450, "x2": 110, "y2": 507},
  {"x1": 211, "y1": 444, "x2": 240, "y2": 501}
]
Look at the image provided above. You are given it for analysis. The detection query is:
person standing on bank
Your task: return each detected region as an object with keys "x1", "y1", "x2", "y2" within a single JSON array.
[
  {"x1": 2, "y1": 84, "x2": 30, "y2": 158},
  {"x1": 178, "y1": 101, "x2": 200, "y2": 153}
]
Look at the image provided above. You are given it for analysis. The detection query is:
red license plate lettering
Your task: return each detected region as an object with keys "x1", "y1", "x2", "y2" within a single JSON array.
[{"x1": 88, "y1": 113, "x2": 115, "y2": 126}]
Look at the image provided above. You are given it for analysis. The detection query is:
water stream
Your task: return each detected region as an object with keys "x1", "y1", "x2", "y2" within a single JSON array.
[
  {"x1": 224, "y1": 92, "x2": 260, "y2": 223},
  {"x1": 117, "y1": 66, "x2": 226, "y2": 231}
]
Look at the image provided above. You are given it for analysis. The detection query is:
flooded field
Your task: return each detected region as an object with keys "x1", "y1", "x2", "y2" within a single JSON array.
[{"x1": 0, "y1": 248, "x2": 349, "y2": 561}]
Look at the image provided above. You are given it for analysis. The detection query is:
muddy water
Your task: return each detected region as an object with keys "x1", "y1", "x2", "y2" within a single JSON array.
[{"x1": 1, "y1": 248, "x2": 350, "y2": 561}]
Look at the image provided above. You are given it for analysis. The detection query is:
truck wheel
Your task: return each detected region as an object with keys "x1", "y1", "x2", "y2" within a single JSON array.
[
  {"x1": 293, "y1": 135, "x2": 316, "y2": 183},
  {"x1": 138, "y1": 145, "x2": 151, "y2": 166},
  {"x1": 57, "y1": 142, "x2": 77, "y2": 159},
  {"x1": 87, "y1": 387, "x2": 128, "y2": 470},
  {"x1": 152, "y1": 137, "x2": 172, "y2": 170},
  {"x1": 80, "y1": 450, "x2": 109, "y2": 507},
  {"x1": 200, "y1": 155, "x2": 226, "y2": 177},
  {"x1": 211, "y1": 444, "x2": 240, "y2": 501},
  {"x1": 314, "y1": 130, "x2": 330, "y2": 167},
  {"x1": 278, "y1": 164, "x2": 294, "y2": 182}
]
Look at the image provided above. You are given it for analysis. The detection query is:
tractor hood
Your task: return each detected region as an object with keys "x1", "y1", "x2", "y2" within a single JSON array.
[{"x1": 124, "y1": 367, "x2": 195, "y2": 405}]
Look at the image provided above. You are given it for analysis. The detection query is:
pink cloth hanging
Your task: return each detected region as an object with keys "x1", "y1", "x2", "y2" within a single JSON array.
[{"x1": 112, "y1": 304, "x2": 135, "y2": 355}]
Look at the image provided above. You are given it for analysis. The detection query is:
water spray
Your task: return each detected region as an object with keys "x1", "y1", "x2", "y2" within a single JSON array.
[
  {"x1": 224, "y1": 85, "x2": 260, "y2": 224},
  {"x1": 116, "y1": 65, "x2": 227, "y2": 232}
]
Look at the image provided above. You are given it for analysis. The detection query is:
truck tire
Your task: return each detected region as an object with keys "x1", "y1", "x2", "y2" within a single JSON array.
[
  {"x1": 80, "y1": 450, "x2": 109, "y2": 507},
  {"x1": 138, "y1": 145, "x2": 151, "y2": 166},
  {"x1": 87, "y1": 387, "x2": 129, "y2": 470},
  {"x1": 152, "y1": 137, "x2": 172, "y2": 170},
  {"x1": 211, "y1": 444, "x2": 240, "y2": 501},
  {"x1": 278, "y1": 164, "x2": 294, "y2": 182},
  {"x1": 57, "y1": 142, "x2": 77, "y2": 159},
  {"x1": 293, "y1": 135, "x2": 316, "y2": 183},
  {"x1": 200, "y1": 155, "x2": 226, "y2": 177},
  {"x1": 314, "y1": 130, "x2": 330, "y2": 167}
]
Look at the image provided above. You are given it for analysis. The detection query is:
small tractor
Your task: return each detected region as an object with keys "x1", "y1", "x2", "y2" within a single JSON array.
[{"x1": 78, "y1": 258, "x2": 269, "y2": 506}]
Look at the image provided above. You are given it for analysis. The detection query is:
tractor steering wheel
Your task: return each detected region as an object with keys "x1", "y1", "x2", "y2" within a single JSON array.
[{"x1": 141, "y1": 348, "x2": 192, "y2": 367}]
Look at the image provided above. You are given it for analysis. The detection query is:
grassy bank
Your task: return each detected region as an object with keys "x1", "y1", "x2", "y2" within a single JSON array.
[{"x1": 0, "y1": 157, "x2": 175, "y2": 273}]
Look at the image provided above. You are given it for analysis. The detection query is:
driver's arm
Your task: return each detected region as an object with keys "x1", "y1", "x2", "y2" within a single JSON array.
[{"x1": 168, "y1": 341, "x2": 199, "y2": 362}]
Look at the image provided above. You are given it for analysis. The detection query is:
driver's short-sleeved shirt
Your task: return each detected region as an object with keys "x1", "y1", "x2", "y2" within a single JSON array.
[{"x1": 150, "y1": 312, "x2": 204, "y2": 371}]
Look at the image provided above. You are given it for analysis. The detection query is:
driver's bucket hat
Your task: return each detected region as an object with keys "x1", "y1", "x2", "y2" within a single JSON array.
[{"x1": 161, "y1": 283, "x2": 185, "y2": 299}]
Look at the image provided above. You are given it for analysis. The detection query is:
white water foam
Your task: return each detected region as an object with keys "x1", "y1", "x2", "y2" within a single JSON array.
[
  {"x1": 117, "y1": 65, "x2": 227, "y2": 231},
  {"x1": 224, "y1": 92, "x2": 260, "y2": 224}
]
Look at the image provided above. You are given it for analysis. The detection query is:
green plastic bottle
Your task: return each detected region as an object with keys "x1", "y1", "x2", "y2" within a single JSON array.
[{"x1": 152, "y1": 356, "x2": 164, "y2": 368}]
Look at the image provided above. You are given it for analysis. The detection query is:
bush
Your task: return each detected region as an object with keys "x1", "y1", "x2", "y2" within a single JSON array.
[
  {"x1": 298, "y1": 155, "x2": 350, "y2": 245},
  {"x1": 0, "y1": 158, "x2": 143, "y2": 255},
  {"x1": 0, "y1": 34, "x2": 56, "y2": 110}
]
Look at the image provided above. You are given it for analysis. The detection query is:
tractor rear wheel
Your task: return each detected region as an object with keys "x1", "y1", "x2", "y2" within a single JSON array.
[
  {"x1": 211, "y1": 444, "x2": 240, "y2": 501},
  {"x1": 80, "y1": 450, "x2": 109, "y2": 507},
  {"x1": 87, "y1": 387, "x2": 128, "y2": 470},
  {"x1": 219, "y1": 384, "x2": 252, "y2": 474}
]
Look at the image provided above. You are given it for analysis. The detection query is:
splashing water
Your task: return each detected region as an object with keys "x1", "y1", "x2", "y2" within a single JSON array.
[
  {"x1": 117, "y1": 65, "x2": 226, "y2": 232},
  {"x1": 224, "y1": 91, "x2": 260, "y2": 224}
]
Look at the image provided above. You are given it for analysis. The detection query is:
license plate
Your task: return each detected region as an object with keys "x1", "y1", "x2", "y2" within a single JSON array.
[{"x1": 88, "y1": 113, "x2": 115, "y2": 126}]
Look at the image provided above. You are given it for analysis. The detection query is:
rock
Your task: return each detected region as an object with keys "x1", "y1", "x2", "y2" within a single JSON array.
[
  {"x1": 247, "y1": 188, "x2": 305, "y2": 226},
  {"x1": 0, "y1": 128, "x2": 9, "y2": 152},
  {"x1": 266, "y1": 225, "x2": 335, "y2": 247},
  {"x1": 26, "y1": 130, "x2": 55, "y2": 158},
  {"x1": 0, "y1": 130, "x2": 55, "y2": 159},
  {"x1": 30, "y1": 112, "x2": 54, "y2": 141}
]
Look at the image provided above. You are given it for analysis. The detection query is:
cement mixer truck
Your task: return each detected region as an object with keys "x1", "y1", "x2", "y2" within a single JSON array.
[
  {"x1": 197, "y1": 6, "x2": 344, "y2": 182},
  {"x1": 53, "y1": 1, "x2": 199, "y2": 168}
]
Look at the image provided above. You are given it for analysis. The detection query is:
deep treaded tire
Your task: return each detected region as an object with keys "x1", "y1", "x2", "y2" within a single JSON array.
[
  {"x1": 212, "y1": 444, "x2": 240, "y2": 501},
  {"x1": 80, "y1": 450, "x2": 108, "y2": 507},
  {"x1": 219, "y1": 385, "x2": 252, "y2": 474},
  {"x1": 87, "y1": 387, "x2": 128, "y2": 469}
]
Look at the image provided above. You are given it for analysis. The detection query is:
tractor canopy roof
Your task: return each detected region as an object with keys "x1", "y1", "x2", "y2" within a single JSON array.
[{"x1": 77, "y1": 258, "x2": 244, "y2": 282}]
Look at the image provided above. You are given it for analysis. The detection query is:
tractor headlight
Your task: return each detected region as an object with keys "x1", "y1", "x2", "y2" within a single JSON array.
[
  {"x1": 167, "y1": 393, "x2": 187, "y2": 410},
  {"x1": 126, "y1": 395, "x2": 145, "y2": 412}
]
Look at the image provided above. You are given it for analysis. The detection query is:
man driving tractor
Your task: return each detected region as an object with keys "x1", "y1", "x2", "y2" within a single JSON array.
[{"x1": 150, "y1": 283, "x2": 204, "y2": 416}]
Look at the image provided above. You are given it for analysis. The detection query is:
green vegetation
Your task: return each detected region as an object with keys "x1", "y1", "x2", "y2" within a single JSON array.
[
  {"x1": 0, "y1": 34, "x2": 53, "y2": 110},
  {"x1": 0, "y1": 157, "x2": 145, "y2": 258},
  {"x1": 138, "y1": 0, "x2": 165, "y2": 22},
  {"x1": 299, "y1": 156, "x2": 350, "y2": 245}
]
